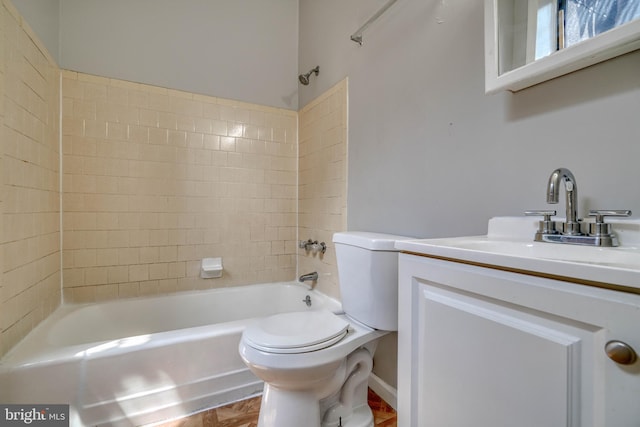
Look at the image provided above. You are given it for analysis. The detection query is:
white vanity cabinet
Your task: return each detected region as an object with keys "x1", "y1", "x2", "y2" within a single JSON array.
[{"x1": 397, "y1": 253, "x2": 640, "y2": 427}]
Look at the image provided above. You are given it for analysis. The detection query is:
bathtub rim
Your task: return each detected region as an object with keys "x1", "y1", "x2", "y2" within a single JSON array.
[{"x1": 0, "y1": 281, "x2": 342, "y2": 369}]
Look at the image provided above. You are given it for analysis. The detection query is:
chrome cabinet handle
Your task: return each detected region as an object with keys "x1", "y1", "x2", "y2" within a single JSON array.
[{"x1": 605, "y1": 340, "x2": 637, "y2": 365}]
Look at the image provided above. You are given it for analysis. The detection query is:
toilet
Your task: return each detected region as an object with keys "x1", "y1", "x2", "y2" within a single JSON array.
[{"x1": 239, "y1": 231, "x2": 409, "y2": 427}]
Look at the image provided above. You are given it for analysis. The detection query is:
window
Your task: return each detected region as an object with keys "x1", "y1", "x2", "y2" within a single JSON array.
[
  {"x1": 563, "y1": 0, "x2": 640, "y2": 46},
  {"x1": 530, "y1": 0, "x2": 640, "y2": 60},
  {"x1": 487, "y1": 0, "x2": 640, "y2": 92}
]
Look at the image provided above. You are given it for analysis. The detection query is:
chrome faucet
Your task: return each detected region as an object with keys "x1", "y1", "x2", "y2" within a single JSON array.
[
  {"x1": 526, "y1": 168, "x2": 631, "y2": 247},
  {"x1": 546, "y1": 167, "x2": 581, "y2": 235},
  {"x1": 299, "y1": 272, "x2": 318, "y2": 283}
]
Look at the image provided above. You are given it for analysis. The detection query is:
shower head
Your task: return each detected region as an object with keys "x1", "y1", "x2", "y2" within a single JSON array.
[{"x1": 298, "y1": 66, "x2": 319, "y2": 85}]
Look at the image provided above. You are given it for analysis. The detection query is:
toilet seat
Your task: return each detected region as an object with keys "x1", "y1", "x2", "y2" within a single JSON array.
[{"x1": 243, "y1": 310, "x2": 350, "y2": 354}]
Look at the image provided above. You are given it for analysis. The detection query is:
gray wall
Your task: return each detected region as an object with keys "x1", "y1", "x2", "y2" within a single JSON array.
[
  {"x1": 299, "y1": 0, "x2": 639, "y2": 389},
  {"x1": 299, "y1": 0, "x2": 640, "y2": 239},
  {"x1": 12, "y1": 0, "x2": 60, "y2": 61},
  {"x1": 58, "y1": 0, "x2": 299, "y2": 110},
  {"x1": 17, "y1": 0, "x2": 640, "y2": 222},
  {"x1": 14, "y1": 0, "x2": 299, "y2": 109},
  {"x1": 14, "y1": 0, "x2": 640, "y2": 395}
]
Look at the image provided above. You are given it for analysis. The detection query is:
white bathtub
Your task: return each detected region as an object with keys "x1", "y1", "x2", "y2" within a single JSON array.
[{"x1": 0, "y1": 282, "x2": 341, "y2": 427}]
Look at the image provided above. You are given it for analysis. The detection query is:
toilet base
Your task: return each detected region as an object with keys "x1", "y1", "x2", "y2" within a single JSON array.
[
  {"x1": 256, "y1": 383, "x2": 374, "y2": 427},
  {"x1": 321, "y1": 404, "x2": 373, "y2": 427},
  {"x1": 257, "y1": 386, "x2": 321, "y2": 427}
]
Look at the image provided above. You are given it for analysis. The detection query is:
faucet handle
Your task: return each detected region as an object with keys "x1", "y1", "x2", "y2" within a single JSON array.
[
  {"x1": 525, "y1": 210, "x2": 558, "y2": 236},
  {"x1": 525, "y1": 210, "x2": 557, "y2": 221},
  {"x1": 588, "y1": 210, "x2": 632, "y2": 237},
  {"x1": 588, "y1": 210, "x2": 631, "y2": 222}
]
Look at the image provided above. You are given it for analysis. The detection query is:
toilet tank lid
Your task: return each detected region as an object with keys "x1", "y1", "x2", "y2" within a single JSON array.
[{"x1": 333, "y1": 231, "x2": 413, "y2": 250}]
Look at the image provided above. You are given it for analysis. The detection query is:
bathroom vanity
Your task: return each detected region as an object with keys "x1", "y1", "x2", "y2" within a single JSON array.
[{"x1": 396, "y1": 217, "x2": 640, "y2": 427}]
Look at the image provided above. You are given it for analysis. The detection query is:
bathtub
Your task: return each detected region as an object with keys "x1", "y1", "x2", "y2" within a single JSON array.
[{"x1": 0, "y1": 282, "x2": 341, "y2": 426}]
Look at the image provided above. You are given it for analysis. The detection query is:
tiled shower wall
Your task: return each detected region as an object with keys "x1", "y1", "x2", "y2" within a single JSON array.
[
  {"x1": 0, "y1": 0, "x2": 348, "y2": 357},
  {"x1": 62, "y1": 72, "x2": 298, "y2": 303},
  {"x1": 0, "y1": 0, "x2": 61, "y2": 356},
  {"x1": 298, "y1": 79, "x2": 348, "y2": 300}
]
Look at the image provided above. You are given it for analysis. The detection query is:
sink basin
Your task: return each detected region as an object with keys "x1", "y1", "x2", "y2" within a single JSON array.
[
  {"x1": 395, "y1": 217, "x2": 640, "y2": 291},
  {"x1": 432, "y1": 238, "x2": 640, "y2": 269}
]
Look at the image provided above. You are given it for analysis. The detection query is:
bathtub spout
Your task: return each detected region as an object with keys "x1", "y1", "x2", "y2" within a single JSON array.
[
  {"x1": 298, "y1": 271, "x2": 318, "y2": 289},
  {"x1": 299, "y1": 272, "x2": 318, "y2": 283}
]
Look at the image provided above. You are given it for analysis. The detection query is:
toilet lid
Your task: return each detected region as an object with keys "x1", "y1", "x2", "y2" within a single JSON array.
[{"x1": 243, "y1": 310, "x2": 349, "y2": 354}]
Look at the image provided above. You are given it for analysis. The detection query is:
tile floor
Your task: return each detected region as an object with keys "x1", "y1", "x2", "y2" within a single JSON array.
[{"x1": 156, "y1": 388, "x2": 397, "y2": 426}]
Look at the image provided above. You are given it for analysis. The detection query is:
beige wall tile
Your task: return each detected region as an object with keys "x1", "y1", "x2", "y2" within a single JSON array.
[
  {"x1": 0, "y1": 2, "x2": 349, "y2": 359},
  {"x1": 297, "y1": 79, "x2": 348, "y2": 300},
  {"x1": 1, "y1": 0, "x2": 61, "y2": 357},
  {"x1": 62, "y1": 72, "x2": 299, "y2": 303}
]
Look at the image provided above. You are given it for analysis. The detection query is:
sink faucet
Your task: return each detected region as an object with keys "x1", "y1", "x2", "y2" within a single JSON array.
[
  {"x1": 547, "y1": 167, "x2": 582, "y2": 235},
  {"x1": 299, "y1": 272, "x2": 318, "y2": 283},
  {"x1": 526, "y1": 168, "x2": 631, "y2": 247}
]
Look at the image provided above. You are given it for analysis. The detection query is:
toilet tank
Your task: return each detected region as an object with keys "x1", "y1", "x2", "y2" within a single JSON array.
[{"x1": 333, "y1": 232, "x2": 412, "y2": 331}]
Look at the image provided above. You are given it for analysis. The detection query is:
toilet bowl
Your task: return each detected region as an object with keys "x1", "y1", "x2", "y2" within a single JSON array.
[
  {"x1": 239, "y1": 232, "x2": 411, "y2": 427},
  {"x1": 239, "y1": 312, "x2": 385, "y2": 427}
]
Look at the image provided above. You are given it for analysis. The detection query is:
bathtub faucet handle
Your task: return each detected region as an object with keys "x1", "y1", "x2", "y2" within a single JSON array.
[
  {"x1": 299, "y1": 239, "x2": 327, "y2": 254},
  {"x1": 302, "y1": 295, "x2": 312, "y2": 307}
]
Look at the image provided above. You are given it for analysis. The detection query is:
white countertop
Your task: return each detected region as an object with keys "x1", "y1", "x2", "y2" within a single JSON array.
[{"x1": 395, "y1": 217, "x2": 640, "y2": 291}]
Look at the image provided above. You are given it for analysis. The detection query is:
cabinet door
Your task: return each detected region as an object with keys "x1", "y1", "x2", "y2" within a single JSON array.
[
  {"x1": 417, "y1": 283, "x2": 588, "y2": 427},
  {"x1": 397, "y1": 254, "x2": 640, "y2": 427}
]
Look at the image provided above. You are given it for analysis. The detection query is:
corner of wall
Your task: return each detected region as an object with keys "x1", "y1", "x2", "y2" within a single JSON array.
[
  {"x1": 297, "y1": 78, "x2": 348, "y2": 300},
  {"x1": 0, "y1": 0, "x2": 61, "y2": 357},
  {"x1": 0, "y1": 0, "x2": 5, "y2": 358}
]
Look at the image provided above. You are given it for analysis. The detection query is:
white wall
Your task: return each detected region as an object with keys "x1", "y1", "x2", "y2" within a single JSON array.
[
  {"x1": 58, "y1": 0, "x2": 299, "y2": 110},
  {"x1": 299, "y1": 0, "x2": 640, "y2": 239}
]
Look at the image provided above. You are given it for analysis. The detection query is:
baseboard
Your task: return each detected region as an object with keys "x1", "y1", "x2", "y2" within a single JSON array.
[{"x1": 368, "y1": 373, "x2": 397, "y2": 411}]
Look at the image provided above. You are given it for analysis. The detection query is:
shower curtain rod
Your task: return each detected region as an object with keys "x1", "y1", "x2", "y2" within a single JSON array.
[{"x1": 350, "y1": 0, "x2": 399, "y2": 45}]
